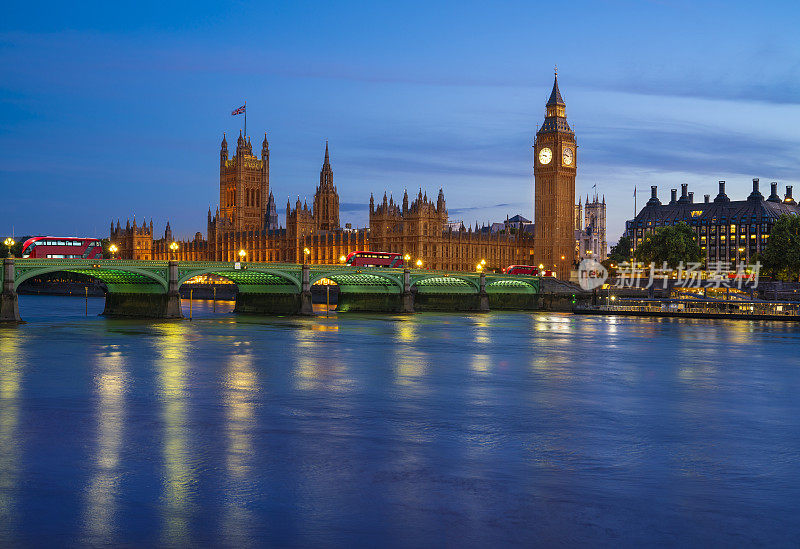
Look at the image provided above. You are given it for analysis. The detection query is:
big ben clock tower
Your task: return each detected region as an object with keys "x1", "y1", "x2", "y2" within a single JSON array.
[{"x1": 534, "y1": 69, "x2": 577, "y2": 279}]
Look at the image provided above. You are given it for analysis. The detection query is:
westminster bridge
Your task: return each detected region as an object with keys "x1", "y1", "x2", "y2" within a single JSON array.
[{"x1": 0, "y1": 258, "x2": 549, "y2": 322}]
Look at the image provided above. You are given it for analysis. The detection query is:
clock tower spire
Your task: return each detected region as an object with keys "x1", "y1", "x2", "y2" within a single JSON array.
[{"x1": 533, "y1": 70, "x2": 577, "y2": 279}]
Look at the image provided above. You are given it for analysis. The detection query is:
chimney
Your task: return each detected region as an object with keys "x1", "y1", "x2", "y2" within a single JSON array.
[
  {"x1": 748, "y1": 177, "x2": 764, "y2": 201},
  {"x1": 688, "y1": 192, "x2": 694, "y2": 203},
  {"x1": 670, "y1": 189, "x2": 677, "y2": 203},
  {"x1": 767, "y1": 182, "x2": 781, "y2": 203},
  {"x1": 677, "y1": 183, "x2": 689, "y2": 203},
  {"x1": 785, "y1": 185, "x2": 796, "y2": 205},
  {"x1": 647, "y1": 185, "x2": 661, "y2": 206},
  {"x1": 704, "y1": 194, "x2": 710, "y2": 203},
  {"x1": 714, "y1": 180, "x2": 730, "y2": 203}
]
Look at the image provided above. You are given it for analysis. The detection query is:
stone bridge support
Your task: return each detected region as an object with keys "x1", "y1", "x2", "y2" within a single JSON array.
[
  {"x1": 299, "y1": 264, "x2": 314, "y2": 315},
  {"x1": 479, "y1": 272, "x2": 490, "y2": 312},
  {"x1": 101, "y1": 260, "x2": 182, "y2": 319},
  {"x1": 401, "y1": 268, "x2": 414, "y2": 313},
  {"x1": 1, "y1": 259, "x2": 22, "y2": 322}
]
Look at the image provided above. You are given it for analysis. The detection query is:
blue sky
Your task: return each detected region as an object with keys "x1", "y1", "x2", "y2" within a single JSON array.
[{"x1": 1, "y1": 0, "x2": 799, "y2": 243}]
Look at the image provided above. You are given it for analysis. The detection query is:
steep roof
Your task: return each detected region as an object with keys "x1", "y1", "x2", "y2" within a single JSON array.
[{"x1": 546, "y1": 75, "x2": 565, "y2": 106}]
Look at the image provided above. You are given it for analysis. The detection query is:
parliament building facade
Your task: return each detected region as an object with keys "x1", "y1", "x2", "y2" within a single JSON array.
[{"x1": 112, "y1": 75, "x2": 595, "y2": 275}]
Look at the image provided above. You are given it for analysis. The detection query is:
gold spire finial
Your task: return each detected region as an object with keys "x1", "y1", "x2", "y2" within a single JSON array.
[{"x1": 554, "y1": 64, "x2": 558, "y2": 76}]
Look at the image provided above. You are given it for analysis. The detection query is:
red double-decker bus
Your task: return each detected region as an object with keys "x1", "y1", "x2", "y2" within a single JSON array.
[
  {"x1": 502, "y1": 265, "x2": 554, "y2": 277},
  {"x1": 345, "y1": 251, "x2": 405, "y2": 268},
  {"x1": 21, "y1": 237, "x2": 103, "y2": 259}
]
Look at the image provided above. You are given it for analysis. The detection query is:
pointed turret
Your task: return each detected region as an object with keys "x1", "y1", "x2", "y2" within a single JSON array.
[
  {"x1": 369, "y1": 193, "x2": 375, "y2": 212},
  {"x1": 262, "y1": 132, "x2": 269, "y2": 159},
  {"x1": 546, "y1": 72, "x2": 565, "y2": 107},
  {"x1": 437, "y1": 188, "x2": 445, "y2": 211},
  {"x1": 403, "y1": 189, "x2": 409, "y2": 214}
]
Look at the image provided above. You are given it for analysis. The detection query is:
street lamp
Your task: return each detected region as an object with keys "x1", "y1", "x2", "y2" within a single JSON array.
[
  {"x1": 4, "y1": 237, "x2": 15, "y2": 258},
  {"x1": 415, "y1": 259, "x2": 423, "y2": 269},
  {"x1": 238, "y1": 249, "x2": 247, "y2": 261},
  {"x1": 476, "y1": 263, "x2": 483, "y2": 272},
  {"x1": 108, "y1": 243, "x2": 118, "y2": 259},
  {"x1": 339, "y1": 255, "x2": 346, "y2": 263},
  {"x1": 169, "y1": 241, "x2": 179, "y2": 260},
  {"x1": 303, "y1": 247, "x2": 310, "y2": 265}
]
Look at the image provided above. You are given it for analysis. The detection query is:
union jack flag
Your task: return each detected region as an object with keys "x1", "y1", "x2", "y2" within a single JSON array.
[{"x1": 231, "y1": 105, "x2": 246, "y2": 116}]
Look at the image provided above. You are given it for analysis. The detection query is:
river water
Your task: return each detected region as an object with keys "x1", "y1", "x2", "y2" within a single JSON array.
[{"x1": 1, "y1": 295, "x2": 799, "y2": 547}]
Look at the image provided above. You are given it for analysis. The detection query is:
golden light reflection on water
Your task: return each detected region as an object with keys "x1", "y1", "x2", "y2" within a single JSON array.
[
  {"x1": 471, "y1": 353, "x2": 491, "y2": 374},
  {"x1": 0, "y1": 331, "x2": 22, "y2": 541},
  {"x1": 154, "y1": 322, "x2": 193, "y2": 546},
  {"x1": 395, "y1": 320, "x2": 426, "y2": 386},
  {"x1": 473, "y1": 317, "x2": 491, "y2": 345},
  {"x1": 222, "y1": 351, "x2": 257, "y2": 541},
  {"x1": 294, "y1": 324, "x2": 350, "y2": 392},
  {"x1": 82, "y1": 347, "x2": 127, "y2": 545}
]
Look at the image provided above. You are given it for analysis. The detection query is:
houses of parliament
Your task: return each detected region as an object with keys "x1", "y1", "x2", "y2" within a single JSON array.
[{"x1": 110, "y1": 74, "x2": 605, "y2": 279}]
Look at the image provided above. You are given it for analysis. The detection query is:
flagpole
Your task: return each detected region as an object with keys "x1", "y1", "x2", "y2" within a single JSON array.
[
  {"x1": 244, "y1": 100, "x2": 247, "y2": 138},
  {"x1": 634, "y1": 187, "x2": 637, "y2": 219}
]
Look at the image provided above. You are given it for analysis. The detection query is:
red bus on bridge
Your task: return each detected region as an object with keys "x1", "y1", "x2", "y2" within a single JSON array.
[
  {"x1": 502, "y1": 265, "x2": 554, "y2": 277},
  {"x1": 345, "y1": 251, "x2": 405, "y2": 268},
  {"x1": 21, "y1": 237, "x2": 103, "y2": 259}
]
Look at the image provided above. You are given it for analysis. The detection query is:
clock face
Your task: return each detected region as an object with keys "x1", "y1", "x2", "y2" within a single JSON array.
[
  {"x1": 562, "y1": 147, "x2": 574, "y2": 166},
  {"x1": 538, "y1": 147, "x2": 552, "y2": 165}
]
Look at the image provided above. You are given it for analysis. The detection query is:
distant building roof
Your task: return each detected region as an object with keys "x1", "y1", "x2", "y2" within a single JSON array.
[{"x1": 507, "y1": 214, "x2": 531, "y2": 223}]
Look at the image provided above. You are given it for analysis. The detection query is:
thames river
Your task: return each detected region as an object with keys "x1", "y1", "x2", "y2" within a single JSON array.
[{"x1": 1, "y1": 295, "x2": 799, "y2": 546}]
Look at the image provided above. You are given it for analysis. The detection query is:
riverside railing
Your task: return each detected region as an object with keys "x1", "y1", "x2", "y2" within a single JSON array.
[{"x1": 583, "y1": 298, "x2": 800, "y2": 318}]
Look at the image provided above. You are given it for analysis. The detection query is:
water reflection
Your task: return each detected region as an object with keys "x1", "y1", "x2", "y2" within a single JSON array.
[
  {"x1": 82, "y1": 346, "x2": 128, "y2": 545},
  {"x1": 154, "y1": 323, "x2": 194, "y2": 546},
  {"x1": 394, "y1": 319, "x2": 426, "y2": 385},
  {"x1": 221, "y1": 351, "x2": 258, "y2": 543},
  {"x1": 294, "y1": 323, "x2": 350, "y2": 392},
  {"x1": 0, "y1": 331, "x2": 22, "y2": 544}
]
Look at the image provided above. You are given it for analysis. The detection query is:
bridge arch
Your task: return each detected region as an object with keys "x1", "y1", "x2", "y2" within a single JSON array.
[
  {"x1": 411, "y1": 274, "x2": 480, "y2": 293},
  {"x1": 177, "y1": 267, "x2": 301, "y2": 292},
  {"x1": 485, "y1": 278, "x2": 538, "y2": 294},
  {"x1": 14, "y1": 265, "x2": 169, "y2": 293},
  {"x1": 311, "y1": 270, "x2": 404, "y2": 294}
]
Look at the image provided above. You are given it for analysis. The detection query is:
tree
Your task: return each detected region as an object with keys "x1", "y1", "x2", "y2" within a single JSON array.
[
  {"x1": 608, "y1": 235, "x2": 633, "y2": 264},
  {"x1": 634, "y1": 222, "x2": 701, "y2": 269},
  {"x1": 100, "y1": 238, "x2": 113, "y2": 259},
  {"x1": 760, "y1": 214, "x2": 800, "y2": 282}
]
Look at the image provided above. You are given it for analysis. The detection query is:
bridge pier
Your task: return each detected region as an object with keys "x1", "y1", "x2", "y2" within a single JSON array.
[
  {"x1": 299, "y1": 264, "x2": 314, "y2": 315},
  {"x1": 478, "y1": 272, "x2": 490, "y2": 312},
  {"x1": 1, "y1": 258, "x2": 22, "y2": 322},
  {"x1": 401, "y1": 268, "x2": 414, "y2": 313},
  {"x1": 102, "y1": 260, "x2": 182, "y2": 319}
]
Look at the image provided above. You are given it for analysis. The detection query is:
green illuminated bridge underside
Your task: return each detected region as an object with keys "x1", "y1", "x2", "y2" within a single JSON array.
[{"x1": 2, "y1": 259, "x2": 542, "y2": 320}]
